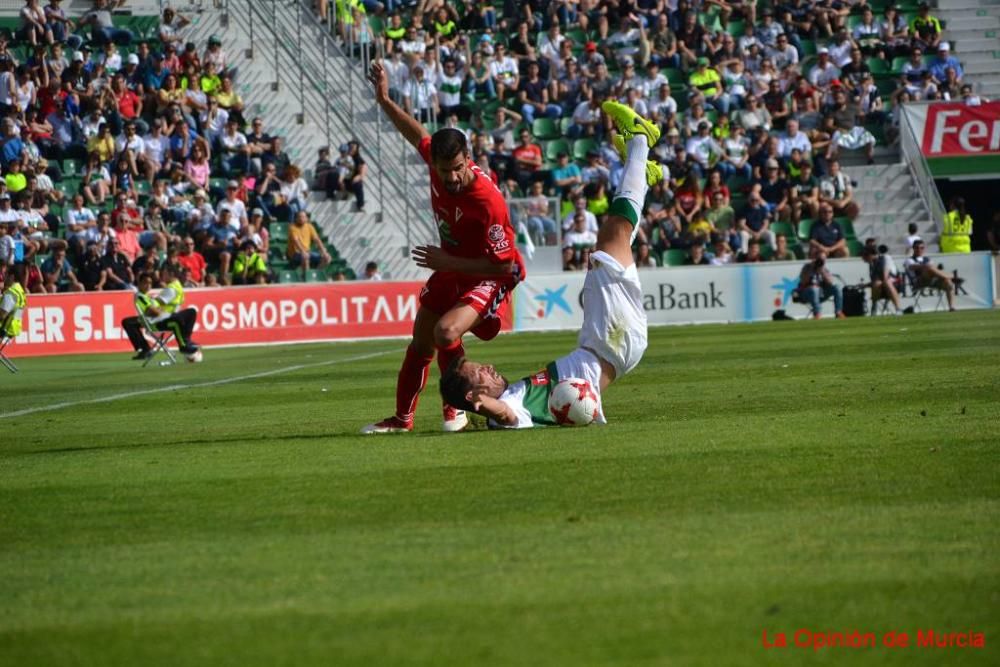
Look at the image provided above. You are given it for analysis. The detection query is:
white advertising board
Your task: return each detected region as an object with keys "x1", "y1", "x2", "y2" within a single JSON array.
[{"x1": 514, "y1": 253, "x2": 996, "y2": 331}]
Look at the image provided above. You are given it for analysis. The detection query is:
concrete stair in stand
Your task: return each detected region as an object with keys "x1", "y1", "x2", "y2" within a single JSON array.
[{"x1": 843, "y1": 163, "x2": 932, "y2": 250}]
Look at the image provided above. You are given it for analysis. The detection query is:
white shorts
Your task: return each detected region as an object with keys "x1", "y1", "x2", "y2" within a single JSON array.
[{"x1": 578, "y1": 250, "x2": 648, "y2": 378}]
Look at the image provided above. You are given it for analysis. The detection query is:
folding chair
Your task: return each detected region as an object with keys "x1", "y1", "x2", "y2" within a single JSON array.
[
  {"x1": 136, "y1": 300, "x2": 178, "y2": 367},
  {"x1": 0, "y1": 315, "x2": 17, "y2": 373},
  {"x1": 905, "y1": 271, "x2": 944, "y2": 313}
]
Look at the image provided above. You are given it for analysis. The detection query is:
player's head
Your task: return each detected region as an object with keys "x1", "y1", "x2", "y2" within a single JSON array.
[
  {"x1": 430, "y1": 128, "x2": 471, "y2": 194},
  {"x1": 440, "y1": 356, "x2": 507, "y2": 412}
]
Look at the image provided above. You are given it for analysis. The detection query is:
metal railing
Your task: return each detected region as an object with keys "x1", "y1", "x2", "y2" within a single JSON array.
[
  {"x1": 228, "y1": 0, "x2": 435, "y2": 252},
  {"x1": 900, "y1": 102, "x2": 946, "y2": 236}
]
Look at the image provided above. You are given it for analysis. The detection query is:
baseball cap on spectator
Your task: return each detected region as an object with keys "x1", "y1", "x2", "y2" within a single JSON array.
[
  {"x1": 667, "y1": 127, "x2": 680, "y2": 137},
  {"x1": 584, "y1": 41, "x2": 597, "y2": 52},
  {"x1": 696, "y1": 56, "x2": 709, "y2": 66},
  {"x1": 72, "y1": 51, "x2": 84, "y2": 61},
  {"x1": 194, "y1": 189, "x2": 207, "y2": 198},
  {"x1": 339, "y1": 143, "x2": 349, "y2": 152},
  {"x1": 939, "y1": 42, "x2": 950, "y2": 52},
  {"x1": 818, "y1": 47, "x2": 829, "y2": 55},
  {"x1": 127, "y1": 54, "x2": 139, "y2": 65},
  {"x1": 0, "y1": 193, "x2": 10, "y2": 200},
  {"x1": 697, "y1": 121, "x2": 710, "y2": 131},
  {"x1": 209, "y1": 35, "x2": 222, "y2": 45},
  {"x1": 766, "y1": 158, "x2": 780, "y2": 170},
  {"x1": 251, "y1": 208, "x2": 264, "y2": 217},
  {"x1": 227, "y1": 180, "x2": 239, "y2": 189}
]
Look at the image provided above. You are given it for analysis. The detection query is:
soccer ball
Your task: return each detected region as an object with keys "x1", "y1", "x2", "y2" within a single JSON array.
[
  {"x1": 186, "y1": 349, "x2": 204, "y2": 363},
  {"x1": 548, "y1": 378, "x2": 600, "y2": 426}
]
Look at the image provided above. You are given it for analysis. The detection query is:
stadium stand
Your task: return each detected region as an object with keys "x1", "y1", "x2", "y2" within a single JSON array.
[{"x1": 0, "y1": 0, "x2": 986, "y2": 286}]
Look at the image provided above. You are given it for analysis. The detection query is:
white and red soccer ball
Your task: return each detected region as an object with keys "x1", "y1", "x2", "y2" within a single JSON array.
[{"x1": 548, "y1": 378, "x2": 600, "y2": 426}]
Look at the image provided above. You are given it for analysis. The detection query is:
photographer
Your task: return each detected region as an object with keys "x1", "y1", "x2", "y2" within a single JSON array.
[
  {"x1": 862, "y1": 243, "x2": 902, "y2": 314},
  {"x1": 797, "y1": 251, "x2": 845, "y2": 319}
]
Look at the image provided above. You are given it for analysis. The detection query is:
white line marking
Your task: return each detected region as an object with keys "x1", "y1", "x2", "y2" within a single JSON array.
[{"x1": 0, "y1": 349, "x2": 397, "y2": 420}]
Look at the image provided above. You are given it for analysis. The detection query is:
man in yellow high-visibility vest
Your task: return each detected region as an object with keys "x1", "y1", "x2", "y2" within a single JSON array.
[
  {"x1": 122, "y1": 264, "x2": 200, "y2": 360},
  {"x1": 0, "y1": 263, "x2": 28, "y2": 339},
  {"x1": 940, "y1": 196, "x2": 972, "y2": 254}
]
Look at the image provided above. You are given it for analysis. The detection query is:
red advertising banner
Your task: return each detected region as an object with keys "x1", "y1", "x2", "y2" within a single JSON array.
[
  {"x1": 8, "y1": 282, "x2": 440, "y2": 357},
  {"x1": 921, "y1": 101, "x2": 1000, "y2": 158}
]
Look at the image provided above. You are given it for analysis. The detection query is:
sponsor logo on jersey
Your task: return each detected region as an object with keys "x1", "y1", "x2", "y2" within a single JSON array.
[{"x1": 530, "y1": 370, "x2": 550, "y2": 386}]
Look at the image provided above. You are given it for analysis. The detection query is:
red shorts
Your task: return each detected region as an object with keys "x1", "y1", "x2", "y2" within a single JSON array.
[{"x1": 420, "y1": 271, "x2": 512, "y2": 322}]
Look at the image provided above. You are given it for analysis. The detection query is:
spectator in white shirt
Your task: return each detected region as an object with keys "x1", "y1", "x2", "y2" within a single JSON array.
[
  {"x1": 778, "y1": 119, "x2": 811, "y2": 159},
  {"x1": 403, "y1": 66, "x2": 438, "y2": 125}
]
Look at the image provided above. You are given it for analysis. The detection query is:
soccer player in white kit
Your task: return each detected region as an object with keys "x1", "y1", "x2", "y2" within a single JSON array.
[{"x1": 439, "y1": 101, "x2": 663, "y2": 428}]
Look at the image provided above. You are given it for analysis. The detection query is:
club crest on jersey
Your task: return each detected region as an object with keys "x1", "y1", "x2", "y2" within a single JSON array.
[
  {"x1": 530, "y1": 370, "x2": 550, "y2": 386},
  {"x1": 488, "y1": 224, "x2": 504, "y2": 243}
]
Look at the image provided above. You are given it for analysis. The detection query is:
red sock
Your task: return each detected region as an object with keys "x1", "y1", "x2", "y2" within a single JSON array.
[
  {"x1": 395, "y1": 344, "x2": 433, "y2": 422},
  {"x1": 436, "y1": 339, "x2": 465, "y2": 378}
]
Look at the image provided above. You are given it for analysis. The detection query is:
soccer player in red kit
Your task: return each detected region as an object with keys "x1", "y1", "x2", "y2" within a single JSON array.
[{"x1": 362, "y1": 61, "x2": 526, "y2": 434}]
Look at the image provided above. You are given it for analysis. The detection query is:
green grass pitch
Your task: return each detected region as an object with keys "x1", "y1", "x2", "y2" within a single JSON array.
[{"x1": 1, "y1": 310, "x2": 998, "y2": 666}]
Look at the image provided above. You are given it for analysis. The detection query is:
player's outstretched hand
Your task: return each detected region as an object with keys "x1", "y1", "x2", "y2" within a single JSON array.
[
  {"x1": 411, "y1": 245, "x2": 452, "y2": 271},
  {"x1": 367, "y1": 61, "x2": 389, "y2": 103}
]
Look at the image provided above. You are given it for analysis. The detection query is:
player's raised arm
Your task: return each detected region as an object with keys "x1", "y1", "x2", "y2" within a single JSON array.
[{"x1": 368, "y1": 61, "x2": 430, "y2": 150}]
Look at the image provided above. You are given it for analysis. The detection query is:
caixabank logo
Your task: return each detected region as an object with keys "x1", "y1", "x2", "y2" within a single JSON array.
[
  {"x1": 771, "y1": 275, "x2": 801, "y2": 308},
  {"x1": 533, "y1": 284, "x2": 573, "y2": 318}
]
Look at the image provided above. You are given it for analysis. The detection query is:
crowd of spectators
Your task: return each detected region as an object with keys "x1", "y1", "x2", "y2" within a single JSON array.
[
  {"x1": 355, "y1": 0, "x2": 972, "y2": 269},
  {"x1": 0, "y1": 0, "x2": 349, "y2": 294}
]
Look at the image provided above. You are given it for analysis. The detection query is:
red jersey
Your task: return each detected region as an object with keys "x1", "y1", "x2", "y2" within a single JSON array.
[{"x1": 418, "y1": 135, "x2": 525, "y2": 284}]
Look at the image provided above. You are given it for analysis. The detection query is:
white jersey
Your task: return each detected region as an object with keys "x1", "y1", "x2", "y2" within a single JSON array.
[
  {"x1": 490, "y1": 348, "x2": 607, "y2": 429},
  {"x1": 490, "y1": 251, "x2": 648, "y2": 428}
]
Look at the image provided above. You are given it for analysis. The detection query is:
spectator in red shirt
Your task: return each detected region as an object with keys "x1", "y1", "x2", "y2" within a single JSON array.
[
  {"x1": 111, "y1": 72, "x2": 146, "y2": 135},
  {"x1": 511, "y1": 127, "x2": 543, "y2": 193},
  {"x1": 177, "y1": 236, "x2": 207, "y2": 285}
]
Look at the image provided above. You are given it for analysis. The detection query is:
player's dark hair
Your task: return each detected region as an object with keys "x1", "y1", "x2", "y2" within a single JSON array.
[
  {"x1": 430, "y1": 128, "x2": 468, "y2": 163},
  {"x1": 439, "y1": 356, "x2": 476, "y2": 412}
]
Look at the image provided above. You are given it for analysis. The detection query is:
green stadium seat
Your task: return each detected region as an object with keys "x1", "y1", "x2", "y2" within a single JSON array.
[
  {"x1": 572, "y1": 137, "x2": 598, "y2": 161},
  {"x1": 890, "y1": 56, "x2": 909, "y2": 75},
  {"x1": 279, "y1": 269, "x2": 299, "y2": 283},
  {"x1": 726, "y1": 20, "x2": 746, "y2": 37},
  {"x1": 545, "y1": 138, "x2": 570, "y2": 161},
  {"x1": 62, "y1": 159, "x2": 81, "y2": 178},
  {"x1": 305, "y1": 269, "x2": 326, "y2": 283},
  {"x1": 771, "y1": 221, "x2": 796, "y2": 240},
  {"x1": 800, "y1": 39, "x2": 818, "y2": 57},
  {"x1": 797, "y1": 218, "x2": 816, "y2": 242},
  {"x1": 846, "y1": 239, "x2": 863, "y2": 257},
  {"x1": 270, "y1": 223, "x2": 289, "y2": 242},
  {"x1": 837, "y1": 218, "x2": 857, "y2": 240},
  {"x1": 566, "y1": 28, "x2": 588, "y2": 46},
  {"x1": 663, "y1": 248, "x2": 688, "y2": 267},
  {"x1": 532, "y1": 117, "x2": 561, "y2": 140},
  {"x1": 866, "y1": 57, "x2": 890, "y2": 75},
  {"x1": 559, "y1": 116, "x2": 573, "y2": 136}
]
